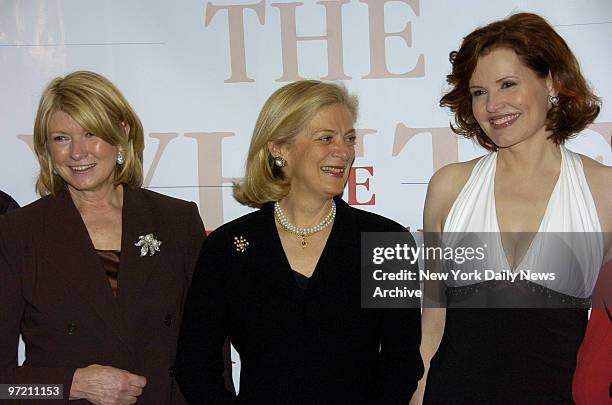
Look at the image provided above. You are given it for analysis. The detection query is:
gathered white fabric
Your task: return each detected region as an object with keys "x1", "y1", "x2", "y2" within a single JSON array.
[{"x1": 442, "y1": 145, "x2": 603, "y2": 297}]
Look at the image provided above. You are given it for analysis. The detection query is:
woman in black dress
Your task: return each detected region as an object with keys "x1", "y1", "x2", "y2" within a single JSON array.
[
  {"x1": 413, "y1": 13, "x2": 610, "y2": 405},
  {"x1": 175, "y1": 80, "x2": 423, "y2": 404}
]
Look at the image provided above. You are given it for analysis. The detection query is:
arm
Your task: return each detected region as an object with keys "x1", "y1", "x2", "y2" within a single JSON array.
[
  {"x1": 1, "y1": 217, "x2": 146, "y2": 405},
  {"x1": 580, "y1": 156, "x2": 612, "y2": 263},
  {"x1": 180, "y1": 202, "x2": 236, "y2": 397},
  {"x1": 184, "y1": 202, "x2": 206, "y2": 283},
  {"x1": 409, "y1": 308, "x2": 445, "y2": 405},
  {"x1": 0, "y1": 216, "x2": 77, "y2": 402},
  {"x1": 409, "y1": 165, "x2": 462, "y2": 405},
  {"x1": 175, "y1": 233, "x2": 235, "y2": 404},
  {"x1": 376, "y1": 231, "x2": 424, "y2": 404}
]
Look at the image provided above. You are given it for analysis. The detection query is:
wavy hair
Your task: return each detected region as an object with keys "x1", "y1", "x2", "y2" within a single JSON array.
[
  {"x1": 233, "y1": 80, "x2": 358, "y2": 208},
  {"x1": 33, "y1": 71, "x2": 144, "y2": 196},
  {"x1": 440, "y1": 13, "x2": 600, "y2": 151}
]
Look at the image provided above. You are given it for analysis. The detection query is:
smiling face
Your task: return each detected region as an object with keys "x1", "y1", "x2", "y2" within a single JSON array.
[
  {"x1": 469, "y1": 47, "x2": 555, "y2": 149},
  {"x1": 274, "y1": 103, "x2": 356, "y2": 202},
  {"x1": 47, "y1": 110, "x2": 121, "y2": 195}
]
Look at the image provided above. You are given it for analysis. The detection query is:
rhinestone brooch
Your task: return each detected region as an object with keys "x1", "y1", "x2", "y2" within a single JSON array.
[
  {"x1": 135, "y1": 233, "x2": 162, "y2": 257},
  {"x1": 234, "y1": 236, "x2": 249, "y2": 253}
]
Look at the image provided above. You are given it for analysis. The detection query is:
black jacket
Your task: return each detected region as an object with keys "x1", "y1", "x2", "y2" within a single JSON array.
[
  {"x1": 176, "y1": 197, "x2": 423, "y2": 404},
  {"x1": 0, "y1": 190, "x2": 19, "y2": 214}
]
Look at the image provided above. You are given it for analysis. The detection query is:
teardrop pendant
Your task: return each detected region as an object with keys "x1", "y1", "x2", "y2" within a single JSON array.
[{"x1": 301, "y1": 236, "x2": 308, "y2": 248}]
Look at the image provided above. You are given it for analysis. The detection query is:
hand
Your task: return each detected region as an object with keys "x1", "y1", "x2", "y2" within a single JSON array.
[{"x1": 70, "y1": 364, "x2": 147, "y2": 405}]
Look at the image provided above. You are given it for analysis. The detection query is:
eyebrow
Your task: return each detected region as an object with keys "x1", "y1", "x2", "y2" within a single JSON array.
[
  {"x1": 469, "y1": 75, "x2": 519, "y2": 89},
  {"x1": 313, "y1": 128, "x2": 356, "y2": 135}
]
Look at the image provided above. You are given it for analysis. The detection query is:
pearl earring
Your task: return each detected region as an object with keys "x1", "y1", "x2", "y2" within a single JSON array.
[{"x1": 273, "y1": 156, "x2": 287, "y2": 168}]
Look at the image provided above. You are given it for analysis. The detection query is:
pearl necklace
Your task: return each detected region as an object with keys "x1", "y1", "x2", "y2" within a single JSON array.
[{"x1": 274, "y1": 201, "x2": 336, "y2": 248}]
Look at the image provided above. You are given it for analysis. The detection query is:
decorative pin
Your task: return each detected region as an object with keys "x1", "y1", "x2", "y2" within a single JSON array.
[
  {"x1": 135, "y1": 233, "x2": 162, "y2": 257},
  {"x1": 234, "y1": 236, "x2": 249, "y2": 253}
]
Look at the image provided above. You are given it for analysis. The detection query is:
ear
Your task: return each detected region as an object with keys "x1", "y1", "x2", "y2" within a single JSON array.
[
  {"x1": 121, "y1": 121, "x2": 130, "y2": 136},
  {"x1": 268, "y1": 141, "x2": 283, "y2": 157},
  {"x1": 546, "y1": 72, "x2": 557, "y2": 97}
]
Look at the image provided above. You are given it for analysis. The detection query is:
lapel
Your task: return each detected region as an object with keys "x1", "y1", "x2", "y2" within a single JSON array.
[
  {"x1": 40, "y1": 190, "x2": 131, "y2": 347},
  {"x1": 115, "y1": 187, "x2": 168, "y2": 310}
]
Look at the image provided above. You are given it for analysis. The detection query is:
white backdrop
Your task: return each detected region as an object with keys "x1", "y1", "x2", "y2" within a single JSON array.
[
  {"x1": 2, "y1": 0, "x2": 611, "y2": 391},
  {"x1": 1, "y1": 0, "x2": 610, "y2": 231}
]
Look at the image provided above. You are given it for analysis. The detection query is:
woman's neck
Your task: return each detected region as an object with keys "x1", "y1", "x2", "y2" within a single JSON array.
[
  {"x1": 277, "y1": 194, "x2": 334, "y2": 228},
  {"x1": 69, "y1": 184, "x2": 124, "y2": 213},
  {"x1": 497, "y1": 138, "x2": 561, "y2": 178}
]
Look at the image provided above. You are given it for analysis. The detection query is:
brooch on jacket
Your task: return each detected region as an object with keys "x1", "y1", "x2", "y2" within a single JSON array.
[
  {"x1": 234, "y1": 236, "x2": 249, "y2": 253},
  {"x1": 135, "y1": 233, "x2": 162, "y2": 256}
]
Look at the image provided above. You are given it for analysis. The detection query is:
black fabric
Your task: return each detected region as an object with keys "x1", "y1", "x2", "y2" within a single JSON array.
[
  {"x1": 424, "y1": 306, "x2": 587, "y2": 405},
  {"x1": 0, "y1": 190, "x2": 19, "y2": 214},
  {"x1": 176, "y1": 197, "x2": 424, "y2": 404},
  {"x1": 291, "y1": 269, "x2": 310, "y2": 290}
]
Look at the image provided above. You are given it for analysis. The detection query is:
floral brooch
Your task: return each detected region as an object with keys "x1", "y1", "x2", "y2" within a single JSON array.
[
  {"x1": 135, "y1": 233, "x2": 162, "y2": 257},
  {"x1": 233, "y1": 236, "x2": 249, "y2": 253}
]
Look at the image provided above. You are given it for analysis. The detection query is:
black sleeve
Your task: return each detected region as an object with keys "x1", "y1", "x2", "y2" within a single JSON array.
[
  {"x1": 175, "y1": 233, "x2": 235, "y2": 404},
  {"x1": 0, "y1": 190, "x2": 19, "y2": 214},
  {"x1": 375, "y1": 228, "x2": 424, "y2": 404},
  {"x1": 376, "y1": 307, "x2": 423, "y2": 403}
]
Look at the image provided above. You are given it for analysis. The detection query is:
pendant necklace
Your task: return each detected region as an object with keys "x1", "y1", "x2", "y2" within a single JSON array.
[{"x1": 274, "y1": 201, "x2": 336, "y2": 248}]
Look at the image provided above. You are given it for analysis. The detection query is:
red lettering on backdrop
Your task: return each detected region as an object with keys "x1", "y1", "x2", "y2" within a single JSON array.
[{"x1": 347, "y1": 166, "x2": 375, "y2": 205}]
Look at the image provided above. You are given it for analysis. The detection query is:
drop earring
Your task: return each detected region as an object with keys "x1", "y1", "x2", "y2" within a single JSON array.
[
  {"x1": 549, "y1": 95, "x2": 559, "y2": 106},
  {"x1": 116, "y1": 150, "x2": 125, "y2": 165}
]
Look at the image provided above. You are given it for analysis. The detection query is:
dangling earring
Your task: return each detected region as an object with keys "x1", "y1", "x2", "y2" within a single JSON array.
[
  {"x1": 116, "y1": 150, "x2": 125, "y2": 165},
  {"x1": 549, "y1": 95, "x2": 559, "y2": 106},
  {"x1": 273, "y1": 156, "x2": 286, "y2": 168},
  {"x1": 52, "y1": 168, "x2": 58, "y2": 175}
]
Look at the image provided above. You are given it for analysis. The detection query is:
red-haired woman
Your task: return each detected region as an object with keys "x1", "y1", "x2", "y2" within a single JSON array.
[{"x1": 413, "y1": 13, "x2": 611, "y2": 404}]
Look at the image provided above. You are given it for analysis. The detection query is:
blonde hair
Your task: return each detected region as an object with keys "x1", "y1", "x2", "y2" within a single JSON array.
[
  {"x1": 33, "y1": 71, "x2": 145, "y2": 196},
  {"x1": 233, "y1": 80, "x2": 358, "y2": 208}
]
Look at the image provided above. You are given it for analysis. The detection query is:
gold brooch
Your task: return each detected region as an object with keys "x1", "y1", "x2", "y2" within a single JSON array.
[{"x1": 233, "y1": 236, "x2": 249, "y2": 253}]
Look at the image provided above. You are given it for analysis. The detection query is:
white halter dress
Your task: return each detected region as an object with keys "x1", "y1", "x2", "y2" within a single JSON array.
[
  {"x1": 442, "y1": 145, "x2": 603, "y2": 300},
  {"x1": 424, "y1": 145, "x2": 604, "y2": 404}
]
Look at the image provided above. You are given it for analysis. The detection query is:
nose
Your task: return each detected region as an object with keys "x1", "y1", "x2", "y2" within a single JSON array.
[
  {"x1": 70, "y1": 137, "x2": 88, "y2": 161},
  {"x1": 485, "y1": 91, "x2": 505, "y2": 113},
  {"x1": 331, "y1": 136, "x2": 353, "y2": 161}
]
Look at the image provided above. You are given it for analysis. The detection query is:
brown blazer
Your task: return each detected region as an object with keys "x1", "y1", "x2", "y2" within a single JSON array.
[{"x1": 0, "y1": 187, "x2": 205, "y2": 404}]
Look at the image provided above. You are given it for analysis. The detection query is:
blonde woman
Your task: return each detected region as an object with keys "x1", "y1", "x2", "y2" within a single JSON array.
[
  {"x1": 176, "y1": 80, "x2": 423, "y2": 404},
  {"x1": 0, "y1": 71, "x2": 205, "y2": 405}
]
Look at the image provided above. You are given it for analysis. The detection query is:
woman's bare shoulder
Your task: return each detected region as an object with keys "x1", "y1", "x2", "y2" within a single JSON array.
[
  {"x1": 424, "y1": 156, "x2": 483, "y2": 231},
  {"x1": 428, "y1": 157, "x2": 482, "y2": 196},
  {"x1": 579, "y1": 153, "x2": 612, "y2": 183},
  {"x1": 579, "y1": 154, "x2": 611, "y2": 260},
  {"x1": 579, "y1": 154, "x2": 611, "y2": 208}
]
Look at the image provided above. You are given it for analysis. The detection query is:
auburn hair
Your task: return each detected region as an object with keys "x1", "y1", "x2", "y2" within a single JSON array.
[{"x1": 440, "y1": 13, "x2": 600, "y2": 151}]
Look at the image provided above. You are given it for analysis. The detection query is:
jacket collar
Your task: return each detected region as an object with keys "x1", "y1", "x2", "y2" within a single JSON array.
[{"x1": 40, "y1": 187, "x2": 165, "y2": 348}]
